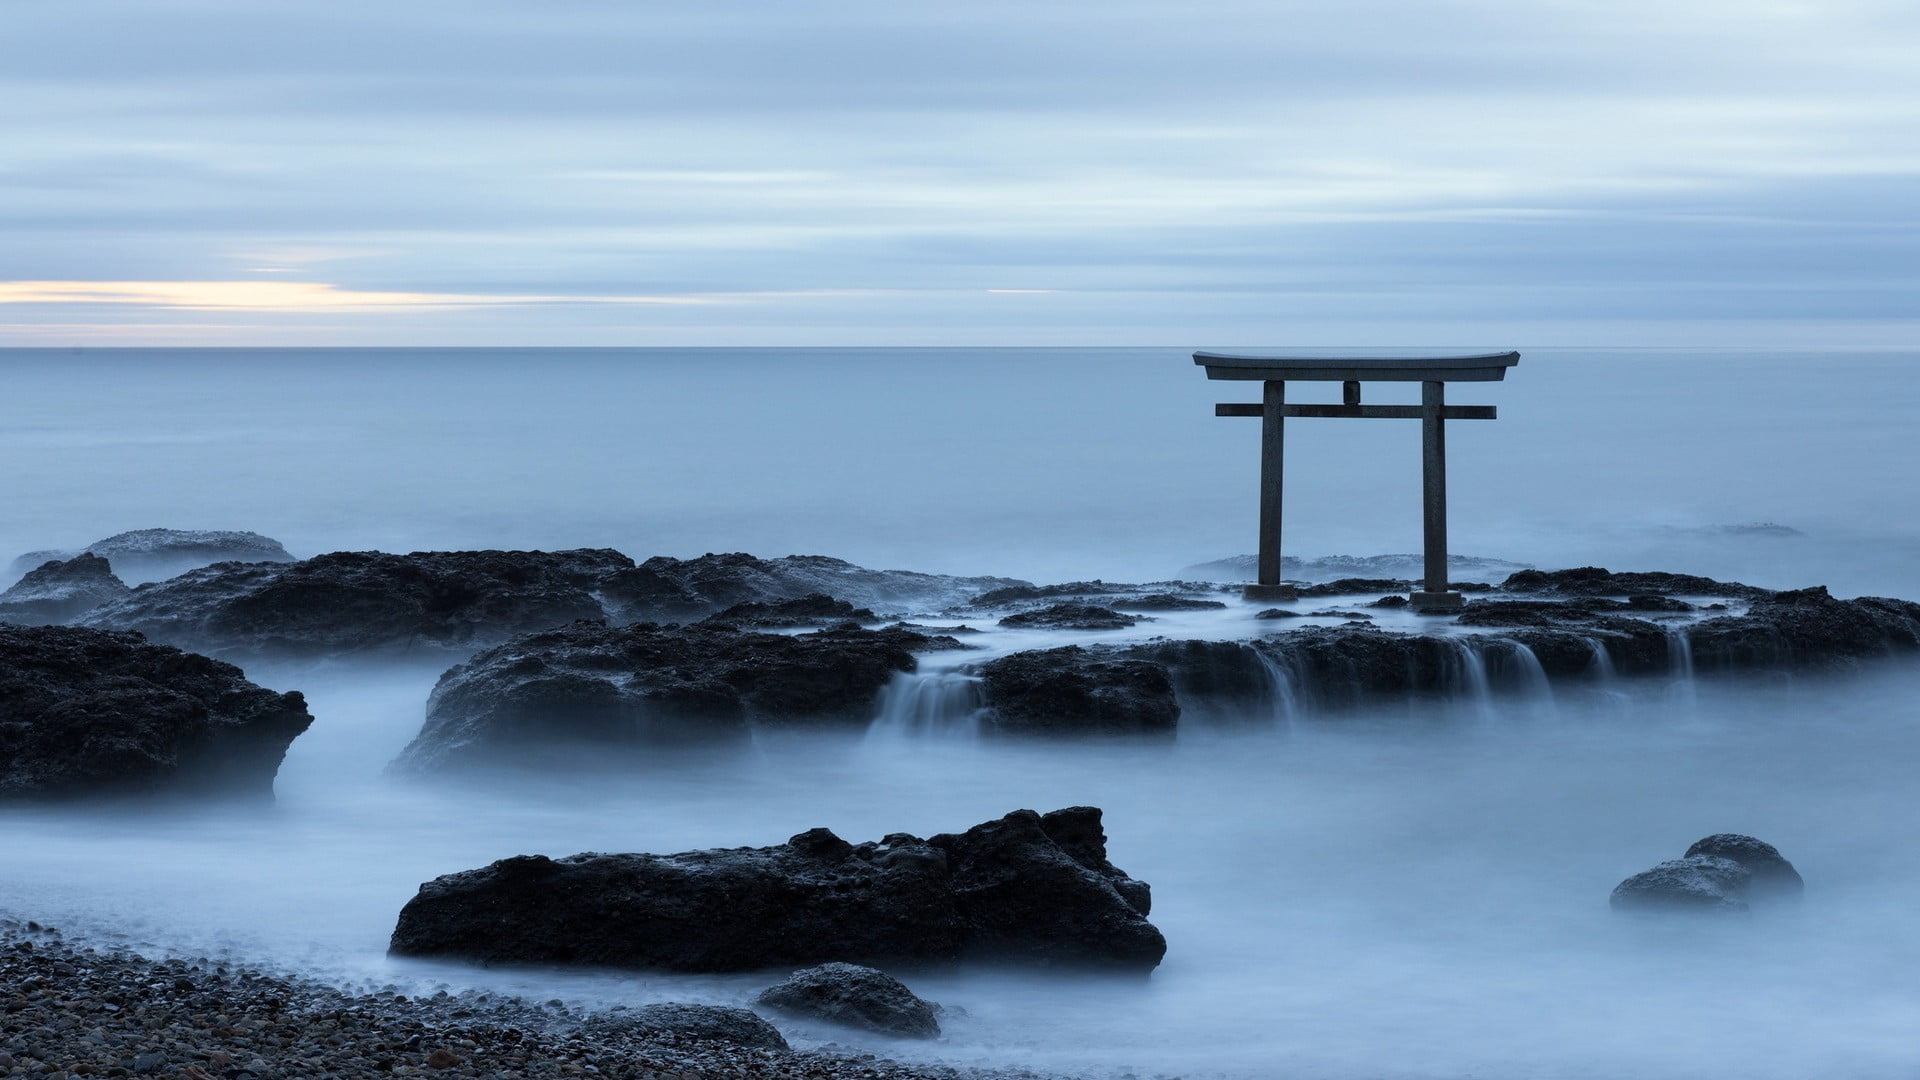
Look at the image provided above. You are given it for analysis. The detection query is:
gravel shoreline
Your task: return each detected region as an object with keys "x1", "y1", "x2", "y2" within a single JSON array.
[{"x1": 0, "y1": 920, "x2": 1067, "y2": 1080}]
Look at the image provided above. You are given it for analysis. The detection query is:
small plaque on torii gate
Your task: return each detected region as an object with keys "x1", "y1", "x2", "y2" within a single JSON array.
[{"x1": 1194, "y1": 350, "x2": 1520, "y2": 613}]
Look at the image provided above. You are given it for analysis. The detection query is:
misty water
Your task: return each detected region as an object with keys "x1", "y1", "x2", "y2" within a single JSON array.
[{"x1": 4, "y1": 347, "x2": 1919, "y2": 1078}]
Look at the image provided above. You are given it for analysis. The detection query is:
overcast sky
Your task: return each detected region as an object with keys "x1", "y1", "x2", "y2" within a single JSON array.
[{"x1": 4, "y1": 0, "x2": 1917, "y2": 345}]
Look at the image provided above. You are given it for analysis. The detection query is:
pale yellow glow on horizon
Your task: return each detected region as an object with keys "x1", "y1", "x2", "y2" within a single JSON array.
[{"x1": 0, "y1": 280, "x2": 722, "y2": 313}]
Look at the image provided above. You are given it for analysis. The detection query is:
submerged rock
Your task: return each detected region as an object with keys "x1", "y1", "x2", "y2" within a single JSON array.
[
  {"x1": 975, "y1": 646, "x2": 1179, "y2": 735},
  {"x1": 1611, "y1": 856, "x2": 1754, "y2": 913},
  {"x1": 603, "y1": 552, "x2": 1025, "y2": 622},
  {"x1": 997, "y1": 603, "x2": 1139, "y2": 631},
  {"x1": 584, "y1": 1004, "x2": 788, "y2": 1050},
  {"x1": 10, "y1": 528, "x2": 295, "y2": 584},
  {"x1": 756, "y1": 963, "x2": 940, "y2": 1038},
  {"x1": 0, "y1": 624, "x2": 312, "y2": 799},
  {"x1": 1684, "y1": 834, "x2": 1804, "y2": 897},
  {"x1": 389, "y1": 806, "x2": 1165, "y2": 972},
  {"x1": 1611, "y1": 834, "x2": 1802, "y2": 914},
  {"x1": 393, "y1": 620, "x2": 958, "y2": 771},
  {"x1": 0, "y1": 554, "x2": 130, "y2": 625},
  {"x1": 80, "y1": 548, "x2": 634, "y2": 658}
]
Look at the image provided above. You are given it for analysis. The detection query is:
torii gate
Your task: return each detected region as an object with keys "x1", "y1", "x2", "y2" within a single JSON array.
[{"x1": 1195, "y1": 350, "x2": 1520, "y2": 613}]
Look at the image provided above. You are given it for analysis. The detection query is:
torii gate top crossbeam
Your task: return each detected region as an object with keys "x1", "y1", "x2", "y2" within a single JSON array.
[{"x1": 1193, "y1": 351, "x2": 1520, "y2": 382}]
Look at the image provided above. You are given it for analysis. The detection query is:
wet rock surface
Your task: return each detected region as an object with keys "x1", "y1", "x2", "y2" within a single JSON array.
[
  {"x1": 605, "y1": 553, "x2": 1026, "y2": 623},
  {"x1": 390, "y1": 806, "x2": 1165, "y2": 973},
  {"x1": 394, "y1": 621, "x2": 958, "y2": 771},
  {"x1": 0, "y1": 554, "x2": 130, "y2": 625},
  {"x1": 1500, "y1": 566, "x2": 1765, "y2": 599},
  {"x1": 757, "y1": 964, "x2": 941, "y2": 1039},
  {"x1": 1611, "y1": 834, "x2": 1802, "y2": 913},
  {"x1": 1105, "y1": 593, "x2": 1227, "y2": 611},
  {"x1": 80, "y1": 548, "x2": 635, "y2": 658},
  {"x1": 996, "y1": 604, "x2": 1138, "y2": 631},
  {"x1": 975, "y1": 646, "x2": 1180, "y2": 735},
  {"x1": 0, "y1": 624, "x2": 312, "y2": 799},
  {"x1": 0, "y1": 921, "x2": 1047, "y2": 1080},
  {"x1": 700, "y1": 593, "x2": 877, "y2": 628},
  {"x1": 10, "y1": 528, "x2": 296, "y2": 584}
]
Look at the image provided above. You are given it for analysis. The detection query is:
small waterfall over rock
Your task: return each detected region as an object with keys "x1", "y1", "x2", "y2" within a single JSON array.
[
  {"x1": 1585, "y1": 637, "x2": 1617, "y2": 681},
  {"x1": 1250, "y1": 646, "x2": 1301, "y2": 723},
  {"x1": 1442, "y1": 637, "x2": 1494, "y2": 716},
  {"x1": 1665, "y1": 624, "x2": 1698, "y2": 705},
  {"x1": 866, "y1": 670, "x2": 984, "y2": 739},
  {"x1": 1492, "y1": 638, "x2": 1555, "y2": 710}
]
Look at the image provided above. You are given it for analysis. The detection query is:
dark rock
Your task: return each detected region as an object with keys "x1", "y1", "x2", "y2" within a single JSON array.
[
  {"x1": 1686, "y1": 587, "x2": 1920, "y2": 670},
  {"x1": 1501, "y1": 566, "x2": 1763, "y2": 599},
  {"x1": 0, "y1": 554, "x2": 130, "y2": 625},
  {"x1": 1684, "y1": 834, "x2": 1804, "y2": 897},
  {"x1": 756, "y1": 963, "x2": 940, "y2": 1038},
  {"x1": 1298, "y1": 578, "x2": 1408, "y2": 597},
  {"x1": 1611, "y1": 855, "x2": 1753, "y2": 913},
  {"x1": 80, "y1": 549, "x2": 634, "y2": 658},
  {"x1": 998, "y1": 603, "x2": 1138, "y2": 630},
  {"x1": 1305, "y1": 609, "x2": 1372, "y2": 620},
  {"x1": 1369, "y1": 595, "x2": 1410, "y2": 608},
  {"x1": 971, "y1": 580, "x2": 1132, "y2": 605},
  {"x1": 394, "y1": 621, "x2": 954, "y2": 771},
  {"x1": 389, "y1": 806, "x2": 1165, "y2": 972},
  {"x1": 975, "y1": 646, "x2": 1179, "y2": 735},
  {"x1": 886, "y1": 621, "x2": 983, "y2": 635},
  {"x1": 585, "y1": 1003, "x2": 788, "y2": 1050},
  {"x1": 1254, "y1": 608, "x2": 1302, "y2": 619},
  {"x1": 1107, "y1": 593, "x2": 1228, "y2": 612},
  {"x1": 9, "y1": 528, "x2": 296, "y2": 585},
  {"x1": 0, "y1": 624, "x2": 312, "y2": 799},
  {"x1": 699, "y1": 593, "x2": 876, "y2": 628},
  {"x1": 604, "y1": 553, "x2": 1025, "y2": 622},
  {"x1": 1612, "y1": 834, "x2": 1802, "y2": 913}
]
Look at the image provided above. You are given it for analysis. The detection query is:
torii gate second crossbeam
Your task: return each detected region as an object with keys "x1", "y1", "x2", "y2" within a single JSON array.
[{"x1": 1195, "y1": 350, "x2": 1520, "y2": 613}]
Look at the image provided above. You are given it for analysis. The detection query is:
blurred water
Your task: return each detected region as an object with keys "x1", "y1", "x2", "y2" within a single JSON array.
[
  {"x1": 3, "y1": 347, "x2": 1919, "y2": 1078},
  {"x1": 3, "y1": 347, "x2": 1918, "y2": 593}
]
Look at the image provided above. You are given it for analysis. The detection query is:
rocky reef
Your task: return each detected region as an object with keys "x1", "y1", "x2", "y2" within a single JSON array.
[
  {"x1": 602, "y1": 552, "x2": 1026, "y2": 623},
  {"x1": 9, "y1": 528, "x2": 295, "y2": 584},
  {"x1": 1611, "y1": 834, "x2": 1804, "y2": 913},
  {"x1": 390, "y1": 806, "x2": 1164, "y2": 972},
  {"x1": 0, "y1": 624, "x2": 312, "y2": 799},
  {"x1": 0, "y1": 554, "x2": 131, "y2": 625},
  {"x1": 393, "y1": 620, "x2": 962, "y2": 771}
]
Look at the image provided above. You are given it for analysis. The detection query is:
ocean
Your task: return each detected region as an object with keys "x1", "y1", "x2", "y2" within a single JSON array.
[{"x1": 2, "y1": 346, "x2": 1918, "y2": 1078}]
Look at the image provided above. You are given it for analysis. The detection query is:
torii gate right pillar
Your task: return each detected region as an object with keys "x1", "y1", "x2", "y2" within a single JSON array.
[{"x1": 1414, "y1": 379, "x2": 1463, "y2": 612}]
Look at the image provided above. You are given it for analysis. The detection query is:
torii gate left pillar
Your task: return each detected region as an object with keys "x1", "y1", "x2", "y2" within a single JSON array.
[{"x1": 1195, "y1": 351, "x2": 1520, "y2": 613}]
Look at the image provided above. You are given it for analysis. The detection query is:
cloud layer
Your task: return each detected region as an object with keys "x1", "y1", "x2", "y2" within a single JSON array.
[{"x1": 5, "y1": 0, "x2": 1918, "y2": 344}]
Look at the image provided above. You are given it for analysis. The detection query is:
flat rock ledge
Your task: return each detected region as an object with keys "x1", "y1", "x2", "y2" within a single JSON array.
[
  {"x1": 0, "y1": 921, "x2": 1053, "y2": 1080},
  {"x1": 971, "y1": 571, "x2": 1920, "y2": 733},
  {"x1": 390, "y1": 806, "x2": 1165, "y2": 973},
  {"x1": 0, "y1": 624, "x2": 312, "y2": 799},
  {"x1": 393, "y1": 620, "x2": 964, "y2": 772}
]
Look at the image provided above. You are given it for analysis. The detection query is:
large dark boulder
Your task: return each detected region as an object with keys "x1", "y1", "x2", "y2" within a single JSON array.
[
  {"x1": 0, "y1": 624, "x2": 312, "y2": 799},
  {"x1": 0, "y1": 554, "x2": 130, "y2": 625},
  {"x1": 583, "y1": 1004, "x2": 788, "y2": 1050},
  {"x1": 79, "y1": 549, "x2": 634, "y2": 658},
  {"x1": 389, "y1": 806, "x2": 1165, "y2": 972},
  {"x1": 1611, "y1": 834, "x2": 1802, "y2": 914},
  {"x1": 975, "y1": 646, "x2": 1179, "y2": 735},
  {"x1": 393, "y1": 620, "x2": 953, "y2": 771},
  {"x1": 603, "y1": 553, "x2": 1026, "y2": 622},
  {"x1": 756, "y1": 963, "x2": 940, "y2": 1038},
  {"x1": 10, "y1": 528, "x2": 295, "y2": 584},
  {"x1": 1108, "y1": 593, "x2": 1228, "y2": 612},
  {"x1": 997, "y1": 603, "x2": 1138, "y2": 630}
]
